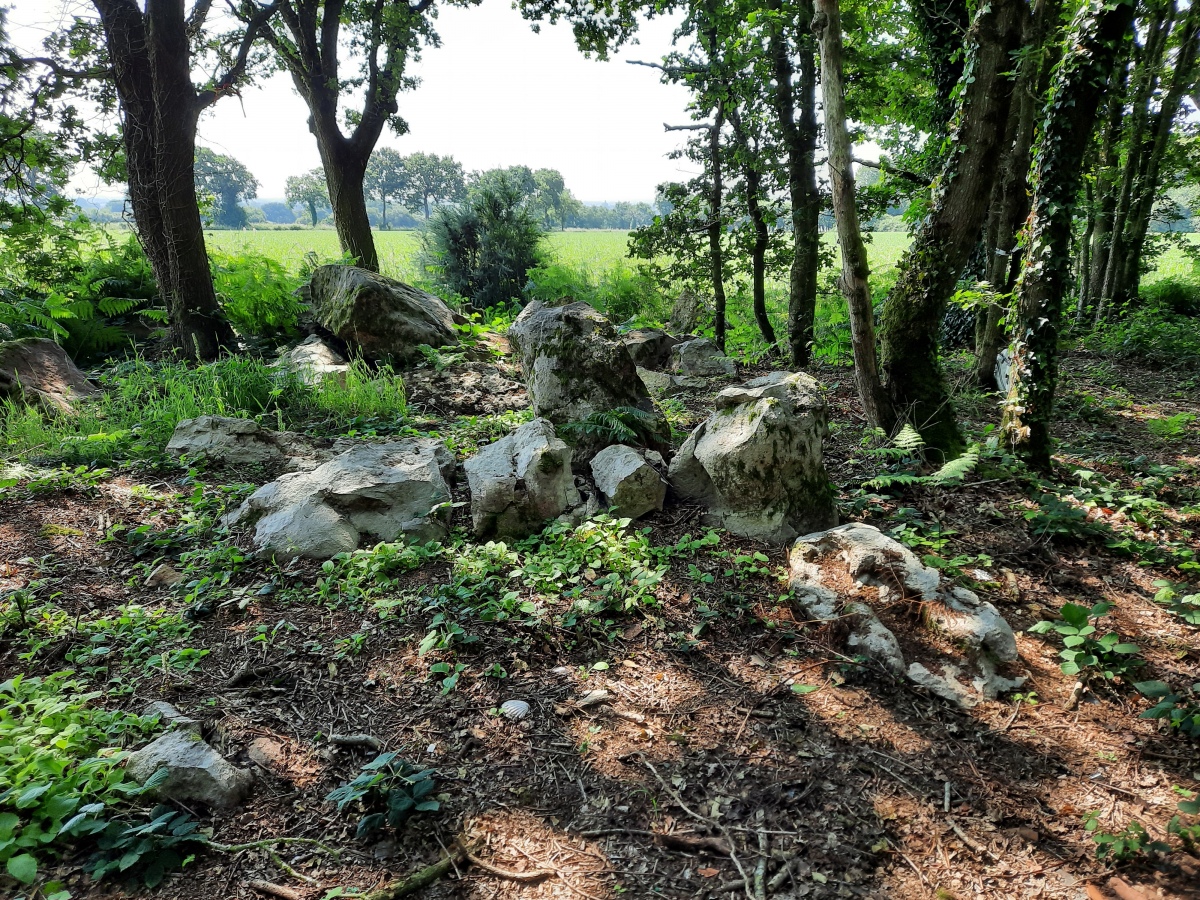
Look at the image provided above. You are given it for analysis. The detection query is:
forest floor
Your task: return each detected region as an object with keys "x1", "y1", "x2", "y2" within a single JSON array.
[{"x1": 2, "y1": 344, "x2": 1199, "y2": 900}]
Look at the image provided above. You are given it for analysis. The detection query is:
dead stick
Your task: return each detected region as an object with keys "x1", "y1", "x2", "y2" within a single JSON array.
[
  {"x1": 248, "y1": 881, "x2": 302, "y2": 900},
  {"x1": 362, "y1": 849, "x2": 464, "y2": 900},
  {"x1": 462, "y1": 847, "x2": 555, "y2": 882}
]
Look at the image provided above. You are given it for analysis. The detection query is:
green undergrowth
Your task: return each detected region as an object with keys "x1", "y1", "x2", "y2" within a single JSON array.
[
  {"x1": 0, "y1": 356, "x2": 408, "y2": 465},
  {"x1": 0, "y1": 673, "x2": 164, "y2": 889}
]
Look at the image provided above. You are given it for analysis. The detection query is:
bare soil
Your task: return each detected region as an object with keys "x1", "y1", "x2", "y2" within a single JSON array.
[{"x1": 2, "y1": 348, "x2": 1199, "y2": 900}]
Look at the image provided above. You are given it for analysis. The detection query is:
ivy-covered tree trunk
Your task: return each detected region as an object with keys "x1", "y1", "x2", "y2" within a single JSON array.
[
  {"x1": 1095, "y1": 7, "x2": 1172, "y2": 318},
  {"x1": 973, "y1": 0, "x2": 1053, "y2": 389},
  {"x1": 877, "y1": 0, "x2": 1024, "y2": 456},
  {"x1": 93, "y1": 0, "x2": 239, "y2": 360},
  {"x1": 708, "y1": 104, "x2": 728, "y2": 352},
  {"x1": 768, "y1": 0, "x2": 821, "y2": 368},
  {"x1": 1002, "y1": 0, "x2": 1136, "y2": 470},
  {"x1": 812, "y1": 0, "x2": 893, "y2": 431}
]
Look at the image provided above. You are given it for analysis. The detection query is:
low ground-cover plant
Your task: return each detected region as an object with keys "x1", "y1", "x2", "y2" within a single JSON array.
[
  {"x1": 1029, "y1": 602, "x2": 1144, "y2": 681},
  {"x1": 326, "y1": 752, "x2": 439, "y2": 840},
  {"x1": 1135, "y1": 679, "x2": 1200, "y2": 737},
  {"x1": 0, "y1": 673, "x2": 161, "y2": 886}
]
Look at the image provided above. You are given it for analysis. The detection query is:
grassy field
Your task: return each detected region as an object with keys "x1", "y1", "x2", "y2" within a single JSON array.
[{"x1": 202, "y1": 228, "x2": 914, "y2": 283}]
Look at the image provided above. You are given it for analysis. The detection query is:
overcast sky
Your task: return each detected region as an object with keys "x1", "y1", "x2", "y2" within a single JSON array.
[{"x1": 5, "y1": 0, "x2": 698, "y2": 203}]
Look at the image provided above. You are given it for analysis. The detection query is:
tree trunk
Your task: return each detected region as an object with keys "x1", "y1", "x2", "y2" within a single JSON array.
[
  {"x1": 381, "y1": 196, "x2": 389, "y2": 231},
  {"x1": 973, "y1": 0, "x2": 1052, "y2": 389},
  {"x1": 1002, "y1": 0, "x2": 1135, "y2": 470},
  {"x1": 768, "y1": 0, "x2": 821, "y2": 368},
  {"x1": 1096, "y1": 9, "x2": 1172, "y2": 318},
  {"x1": 812, "y1": 0, "x2": 894, "y2": 431},
  {"x1": 744, "y1": 166, "x2": 778, "y2": 351},
  {"x1": 877, "y1": 0, "x2": 1025, "y2": 455},
  {"x1": 1076, "y1": 180, "x2": 1095, "y2": 323},
  {"x1": 1116, "y1": 4, "x2": 1200, "y2": 301},
  {"x1": 1086, "y1": 63, "x2": 1129, "y2": 312},
  {"x1": 93, "y1": 0, "x2": 235, "y2": 360},
  {"x1": 708, "y1": 105, "x2": 728, "y2": 352}
]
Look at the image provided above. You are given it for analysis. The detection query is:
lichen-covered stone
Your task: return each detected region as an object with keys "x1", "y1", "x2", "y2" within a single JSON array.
[
  {"x1": 277, "y1": 334, "x2": 351, "y2": 385},
  {"x1": 668, "y1": 372, "x2": 836, "y2": 543},
  {"x1": 507, "y1": 301, "x2": 666, "y2": 461},
  {"x1": 670, "y1": 338, "x2": 736, "y2": 376},
  {"x1": 590, "y1": 444, "x2": 666, "y2": 520},
  {"x1": 225, "y1": 438, "x2": 454, "y2": 559},
  {"x1": 305, "y1": 265, "x2": 458, "y2": 364},
  {"x1": 0, "y1": 338, "x2": 98, "y2": 412},
  {"x1": 126, "y1": 731, "x2": 252, "y2": 809},
  {"x1": 788, "y1": 522, "x2": 1023, "y2": 705},
  {"x1": 621, "y1": 329, "x2": 678, "y2": 369},
  {"x1": 464, "y1": 418, "x2": 579, "y2": 540}
]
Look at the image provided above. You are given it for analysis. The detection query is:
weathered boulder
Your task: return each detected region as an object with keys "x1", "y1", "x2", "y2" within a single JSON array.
[
  {"x1": 636, "y1": 367, "x2": 703, "y2": 398},
  {"x1": 226, "y1": 438, "x2": 454, "y2": 559},
  {"x1": 507, "y1": 301, "x2": 666, "y2": 461},
  {"x1": 142, "y1": 701, "x2": 201, "y2": 735},
  {"x1": 621, "y1": 329, "x2": 678, "y2": 370},
  {"x1": 668, "y1": 288, "x2": 703, "y2": 334},
  {"x1": 167, "y1": 416, "x2": 312, "y2": 470},
  {"x1": 788, "y1": 522, "x2": 1023, "y2": 706},
  {"x1": 125, "y1": 730, "x2": 252, "y2": 809},
  {"x1": 464, "y1": 418, "x2": 578, "y2": 540},
  {"x1": 0, "y1": 338, "x2": 98, "y2": 412},
  {"x1": 670, "y1": 337, "x2": 736, "y2": 376},
  {"x1": 668, "y1": 372, "x2": 836, "y2": 543},
  {"x1": 590, "y1": 444, "x2": 666, "y2": 520},
  {"x1": 277, "y1": 334, "x2": 351, "y2": 385},
  {"x1": 305, "y1": 265, "x2": 458, "y2": 364}
]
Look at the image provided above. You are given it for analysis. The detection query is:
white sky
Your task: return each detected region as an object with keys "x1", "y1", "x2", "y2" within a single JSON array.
[{"x1": 4, "y1": 0, "x2": 696, "y2": 203}]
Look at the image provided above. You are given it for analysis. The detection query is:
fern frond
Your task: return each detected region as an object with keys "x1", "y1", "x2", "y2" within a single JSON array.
[
  {"x1": 894, "y1": 424, "x2": 926, "y2": 452},
  {"x1": 928, "y1": 444, "x2": 980, "y2": 486}
]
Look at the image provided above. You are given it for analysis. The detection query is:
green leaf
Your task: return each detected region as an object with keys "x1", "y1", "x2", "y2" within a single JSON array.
[
  {"x1": 1059, "y1": 603, "x2": 1090, "y2": 627},
  {"x1": 1134, "y1": 680, "x2": 1173, "y2": 698},
  {"x1": 7, "y1": 852, "x2": 38, "y2": 884},
  {"x1": 1111, "y1": 643, "x2": 1140, "y2": 654},
  {"x1": 791, "y1": 683, "x2": 820, "y2": 694}
]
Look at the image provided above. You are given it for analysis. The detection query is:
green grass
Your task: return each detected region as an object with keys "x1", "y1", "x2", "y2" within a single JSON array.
[{"x1": 0, "y1": 357, "x2": 409, "y2": 465}]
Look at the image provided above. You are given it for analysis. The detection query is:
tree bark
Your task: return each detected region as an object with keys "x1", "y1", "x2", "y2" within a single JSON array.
[
  {"x1": 877, "y1": 0, "x2": 1025, "y2": 455},
  {"x1": 93, "y1": 0, "x2": 240, "y2": 359},
  {"x1": 708, "y1": 104, "x2": 728, "y2": 352},
  {"x1": 744, "y1": 165, "x2": 778, "y2": 351},
  {"x1": 1075, "y1": 179, "x2": 1095, "y2": 323},
  {"x1": 812, "y1": 0, "x2": 894, "y2": 431},
  {"x1": 1002, "y1": 0, "x2": 1136, "y2": 470},
  {"x1": 1096, "y1": 7, "x2": 1172, "y2": 318},
  {"x1": 768, "y1": 0, "x2": 821, "y2": 368},
  {"x1": 973, "y1": 0, "x2": 1052, "y2": 389},
  {"x1": 1116, "y1": 3, "x2": 1200, "y2": 300},
  {"x1": 1086, "y1": 62, "x2": 1129, "y2": 312}
]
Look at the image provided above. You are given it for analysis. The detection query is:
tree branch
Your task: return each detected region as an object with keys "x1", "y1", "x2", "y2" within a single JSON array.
[
  {"x1": 198, "y1": 1, "x2": 281, "y2": 110},
  {"x1": 665, "y1": 122, "x2": 714, "y2": 131},
  {"x1": 187, "y1": 0, "x2": 215, "y2": 37},
  {"x1": 852, "y1": 155, "x2": 927, "y2": 186},
  {"x1": 17, "y1": 56, "x2": 112, "y2": 80}
]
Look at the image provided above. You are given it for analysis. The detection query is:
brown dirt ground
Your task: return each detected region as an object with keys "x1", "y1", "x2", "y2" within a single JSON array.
[{"x1": 2, "y1": 346, "x2": 1199, "y2": 900}]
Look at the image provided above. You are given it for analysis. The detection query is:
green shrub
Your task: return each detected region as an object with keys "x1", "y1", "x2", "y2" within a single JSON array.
[
  {"x1": 420, "y1": 177, "x2": 545, "y2": 308},
  {"x1": 1141, "y1": 275, "x2": 1200, "y2": 317},
  {"x1": 526, "y1": 262, "x2": 667, "y2": 323}
]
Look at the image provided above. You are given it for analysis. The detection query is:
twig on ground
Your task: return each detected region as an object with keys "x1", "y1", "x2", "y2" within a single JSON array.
[
  {"x1": 269, "y1": 850, "x2": 317, "y2": 884},
  {"x1": 361, "y1": 849, "x2": 464, "y2": 900},
  {"x1": 461, "y1": 846, "x2": 555, "y2": 882},
  {"x1": 946, "y1": 817, "x2": 998, "y2": 862},
  {"x1": 248, "y1": 881, "x2": 302, "y2": 900},
  {"x1": 753, "y1": 816, "x2": 767, "y2": 900},
  {"x1": 210, "y1": 836, "x2": 340, "y2": 857},
  {"x1": 329, "y1": 733, "x2": 383, "y2": 751},
  {"x1": 638, "y1": 754, "x2": 756, "y2": 900}
]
